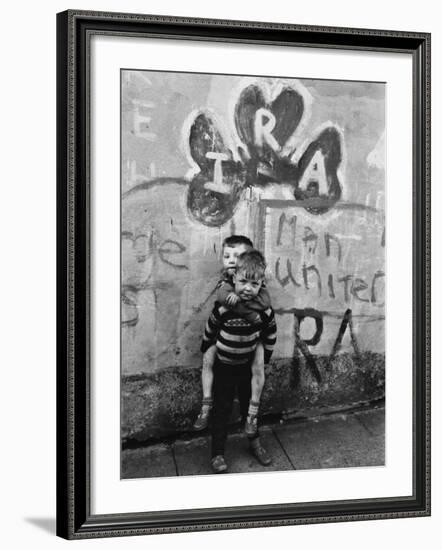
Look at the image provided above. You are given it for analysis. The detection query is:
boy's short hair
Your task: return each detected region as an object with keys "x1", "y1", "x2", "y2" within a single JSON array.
[
  {"x1": 235, "y1": 249, "x2": 266, "y2": 280},
  {"x1": 222, "y1": 235, "x2": 253, "y2": 249}
]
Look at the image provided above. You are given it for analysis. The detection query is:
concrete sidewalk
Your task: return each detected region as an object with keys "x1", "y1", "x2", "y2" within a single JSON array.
[{"x1": 122, "y1": 405, "x2": 385, "y2": 479}]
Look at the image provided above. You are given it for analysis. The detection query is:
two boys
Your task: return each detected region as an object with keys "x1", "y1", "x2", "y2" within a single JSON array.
[{"x1": 195, "y1": 236, "x2": 277, "y2": 473}]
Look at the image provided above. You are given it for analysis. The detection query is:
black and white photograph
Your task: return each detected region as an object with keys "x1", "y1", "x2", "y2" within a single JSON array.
[
  {"x1": 1, "y1": 0, "x2": 439, "y2": 545},
  {"x1": 121, "y1": 70, "x2": 386, "y2": 478},
  {"x1": 53, "y1": 7, "x2": 430, "y2": 540}
]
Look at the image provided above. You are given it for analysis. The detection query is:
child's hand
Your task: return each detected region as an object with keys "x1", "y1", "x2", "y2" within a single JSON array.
[{"x1": 226, "y1": 292, "x2": 240, "y2": 307}]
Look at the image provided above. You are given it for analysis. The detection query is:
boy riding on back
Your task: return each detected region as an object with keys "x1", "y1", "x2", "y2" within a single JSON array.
[
  {"x1": 193, "y1": 236, "x2": 271, "y2": 437},
  {"x1": 200, "y1": 249, "x2": 277, "y2": 473}
]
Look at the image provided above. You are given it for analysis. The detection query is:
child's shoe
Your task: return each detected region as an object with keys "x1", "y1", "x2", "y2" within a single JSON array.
[
  {"x1": 249, "y1": 439, "x2": 272, "y2": 466},
  {"x1": 193, "y1": 398, "x2": 212, "y2": 431},
  {"x1": 211, "y1": 455, "x2": 228, "y2": 474},
  {"x1": 193, "y1": 408, "x2": 210, "y2": 431},
  {"x1": 244, "y1": 414, "x2": 258, "y2": 437}
]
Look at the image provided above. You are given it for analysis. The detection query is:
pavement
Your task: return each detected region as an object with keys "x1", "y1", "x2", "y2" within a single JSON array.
[{"x1": 121, "y1": 405, "x2": 385, "y2": 479}]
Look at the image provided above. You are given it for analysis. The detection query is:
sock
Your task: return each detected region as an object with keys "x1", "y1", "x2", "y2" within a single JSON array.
[
  {"x1": 201, "y1": 397, "x2": 213, "y2": 413},
  {"x1": 247, "y1": 400, "x2": 259, "y2": 418}
]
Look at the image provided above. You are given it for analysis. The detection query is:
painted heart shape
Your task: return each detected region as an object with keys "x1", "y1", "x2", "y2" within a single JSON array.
[
  {"x1": 184, "y1": 79, "x2": 344, "y2": 226},
  {"x1": 187, "y1": 112, "x2": 247, "y2": 226},
  {"x1": 234, "y1": 84, "x2": 305, "y2": 156}
]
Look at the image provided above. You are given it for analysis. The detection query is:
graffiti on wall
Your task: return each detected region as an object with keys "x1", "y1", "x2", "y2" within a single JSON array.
[
  {"x1": 185, "y1": 79, "x2": 344, "y2": 226},
  {"x1": 258, "y1": 197, "x2": 384, "y2": 382},
  {"x1": 121, "y1": 72, "x2": 385, "y2": 377}
]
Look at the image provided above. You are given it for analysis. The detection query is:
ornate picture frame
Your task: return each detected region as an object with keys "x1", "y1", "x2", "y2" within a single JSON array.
[{"x1": 56, "y1": 10, "x2": 430, "y2": 539}]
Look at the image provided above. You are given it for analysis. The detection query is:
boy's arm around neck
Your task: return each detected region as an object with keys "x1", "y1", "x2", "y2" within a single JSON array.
[
  {"x1": 244, "y1": 286, "x2": 271, "y2": 312},
  {"x1": 215, "y1": 278, "x2": 235, "y2": 305}
]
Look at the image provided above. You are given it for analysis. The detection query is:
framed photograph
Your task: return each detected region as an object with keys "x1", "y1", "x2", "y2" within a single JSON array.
[{"x1": 56, "y1": 10, "x2": 431, "y2": 539}]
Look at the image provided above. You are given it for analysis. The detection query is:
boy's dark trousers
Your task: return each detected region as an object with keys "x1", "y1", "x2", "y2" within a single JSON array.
[{"x1": 211, "y1": 359, "x2": 258, "y2": 457}]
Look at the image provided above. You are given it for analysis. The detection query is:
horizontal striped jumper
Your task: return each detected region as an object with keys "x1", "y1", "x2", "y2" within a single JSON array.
[{"x1": 201, "y1": 302, "x2": 277, "y2": 365}]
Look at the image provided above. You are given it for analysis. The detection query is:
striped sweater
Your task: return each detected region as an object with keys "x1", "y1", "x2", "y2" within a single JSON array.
[{"x1": 201, "y1": 302, "x2": 277, "y2": 366}]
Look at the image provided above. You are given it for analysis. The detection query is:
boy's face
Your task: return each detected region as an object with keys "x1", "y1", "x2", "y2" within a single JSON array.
[
  {"x1": 233, "y1": 269, "x2": 263, "y2": 301},
  {"x1": 222, "y1": 244, "x2": 250, "y2": 275}
]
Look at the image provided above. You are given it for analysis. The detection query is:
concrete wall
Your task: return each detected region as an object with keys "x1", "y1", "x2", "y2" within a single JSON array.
[{"x1": 121, "y1": 72, "x2": 385, "y2": 441}]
